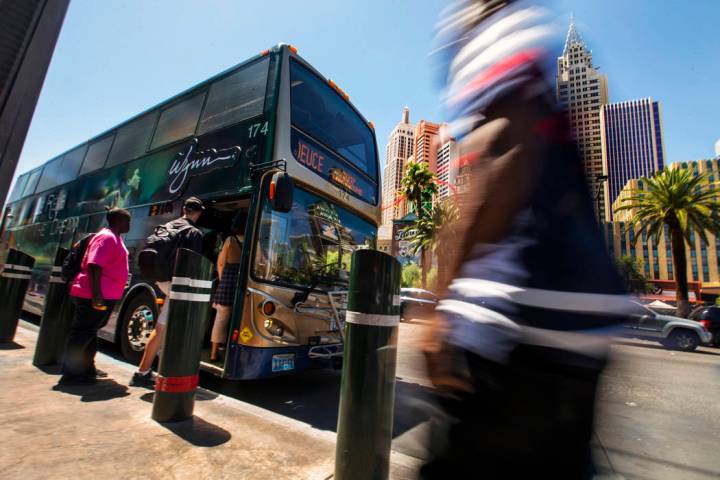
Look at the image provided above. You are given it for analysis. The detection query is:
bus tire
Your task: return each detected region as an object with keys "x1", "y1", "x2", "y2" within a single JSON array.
[{"x1": 119, "y1": 291, "x2": 157, "y2": 364}]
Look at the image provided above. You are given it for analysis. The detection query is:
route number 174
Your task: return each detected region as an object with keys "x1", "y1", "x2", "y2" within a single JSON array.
[{"x1": 248, "y1": 121, "x2": 269, "y2": 138}]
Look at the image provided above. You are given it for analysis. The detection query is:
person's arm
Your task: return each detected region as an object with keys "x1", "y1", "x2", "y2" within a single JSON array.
[
  {"x1": 439, "y1": 105, "x2": 545, "y2": 294},
  {"x1": 189, "y1": 229, "x2": 204, "y2": 255},
  {"x1": 216, "y1": 238, "x2": 229, "y2": 278},
  {"x1": 88, "y1": 264, "x2": 104, "y2": 309}
]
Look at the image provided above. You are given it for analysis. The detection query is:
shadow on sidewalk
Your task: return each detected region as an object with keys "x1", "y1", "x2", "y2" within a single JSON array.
[
  {"x1": 201, "y1": 369, "x2": 439, "y2": 437},
  {"x1": 0, "y1": 342, "x2": 25, "y2": 350},
  {"x1": 52, "y1": 379, "x2": 130, "y2": 402},
  {"x1": 139, "y1": 389, "x2": 219, "y2": 404},
  {"x1": 158, "y1": 415, "x2": 231, "y2": 447}
]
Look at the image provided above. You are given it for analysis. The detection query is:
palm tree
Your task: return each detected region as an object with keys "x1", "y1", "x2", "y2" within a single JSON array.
[
  {"x1": 616, "y1": 167, "x2": 720, "y2": 317},
  {"x1": 399, "y1": 161, "x2": 437, "y2": 287},
  {"x1": 407, "y1": 198, "x2": 460, "y2": 288}
]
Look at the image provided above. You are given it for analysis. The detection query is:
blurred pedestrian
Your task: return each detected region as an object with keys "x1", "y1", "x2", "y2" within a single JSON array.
[
  {"x1": 210, "y1": 211, "x2": 246, "y2": 362},
  {"x1": 130, "y1": 196, "x2": 204, "y2": 387},
  {"x1": 59, "y1": 208, "x2": 131, "y2": 385},
  {"x1": 422, "y1": 1, "x2": 630, "y2": 478}
]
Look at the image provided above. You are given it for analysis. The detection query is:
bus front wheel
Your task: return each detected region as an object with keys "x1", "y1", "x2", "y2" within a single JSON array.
[{"x1": 119, "y1": 291, "x2": 157, "y2": 364}]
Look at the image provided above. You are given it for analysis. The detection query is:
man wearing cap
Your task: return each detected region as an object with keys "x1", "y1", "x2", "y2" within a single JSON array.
[{"x1": 130, "y1": 197, "x2": 204, "y2": 387}]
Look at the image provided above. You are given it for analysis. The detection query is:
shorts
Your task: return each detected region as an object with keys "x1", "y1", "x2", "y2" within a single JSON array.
[{"x1": 156, "y1": 281, "x2": 171, "y2": 327}]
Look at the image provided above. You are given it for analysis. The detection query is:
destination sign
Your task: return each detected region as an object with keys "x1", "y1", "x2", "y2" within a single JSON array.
[{"x1": 291, "y1": 130, "x2": 377, "y2": 205}]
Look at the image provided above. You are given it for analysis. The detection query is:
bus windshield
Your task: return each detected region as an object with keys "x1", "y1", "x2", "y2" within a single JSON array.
[
  {"x1": 253, "y1": 186, "x2": 376, "y2": 290},
  {"x1": 290, "y1": 60, "x2": 377, "y2": 181}
]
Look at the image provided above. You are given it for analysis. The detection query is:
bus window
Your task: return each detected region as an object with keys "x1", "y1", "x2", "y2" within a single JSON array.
[
  {"x1": 36, "y1": 156, "x2": 64, "y2": 193},
  {"x1": 32, "y1": 195, "x2": 47, "y2": 223},
  {"x1": 198, "y1": 57, "x2": 270, "y2": 135},
  {"x1": 106, "y1": 111, "x2": 158, "y2": 168},
  {"x1": 22, "y1": 169, "x2": 42, "y2": 197},
  {"x1": 289, "y1": 60, "x2": 377, "y2": 181},
  {"x1": 80, "y1": 135, "x2": 114, "y2": 176},
  {"x1": 59, "y1": 144, "x2": 88, "y2": 182},
  {"x1": 8, "y1": 173, "x2": 29, "y2": 202},
  {"x1": 151, "y1": 91, "x2": 206, "y2": 150}
]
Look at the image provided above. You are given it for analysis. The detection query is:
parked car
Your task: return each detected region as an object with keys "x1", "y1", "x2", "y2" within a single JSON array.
[
  {"x1": 622, "y1": 302, "x2": 712, "y2": 352},
  {"x1": 689, "y1": 305, "x2": 720, "y2": 346},
  {"x1": 400, "y1": 288, "x2": 438, "y2": 321}
]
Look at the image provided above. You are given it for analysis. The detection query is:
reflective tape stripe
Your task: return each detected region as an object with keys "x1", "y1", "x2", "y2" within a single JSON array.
[
  {"x1": 169, "y1": 291, "x2": 211, "y2": 302},
  {"x1": 2, "y1": 273, "x2": 32, "y2": 280},
  {"x1": 346, "y1": 311, "x2": 399, "y2": 327},
  {"x1": 2, "y1": 264, "x2": 32, "y2": 272},
  {"x1": 449, "y1": 278, "x2": 634, "y2": 314},
  {"x1": 49, "y1": 277, "x2": 66, "y2": 284},
  {"x1": 155, "y1": 374, "x2": 199, "y2": 393},
  {"x1": 171, "y1": 276, "x2": 213, "y2": 289},
  {"x1": 52, "y1": 266, "x2": 63, "y2": 273},
  {"x1": 437, "y1": 299, "x2": 522, "y2": 333}
]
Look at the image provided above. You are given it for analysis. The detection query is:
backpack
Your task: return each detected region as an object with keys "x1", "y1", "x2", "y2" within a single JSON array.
[
  {"x1": 137, "y1": 222, "x2": 193, "y2": 282},
  {"x1": 61, "y1": 233, "x2": 95, "y2": 283}
]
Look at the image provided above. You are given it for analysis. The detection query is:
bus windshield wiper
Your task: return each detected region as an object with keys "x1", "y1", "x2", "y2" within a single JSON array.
[{"x1": 292, "y1": 261, "x2": 341, "y2": 305}]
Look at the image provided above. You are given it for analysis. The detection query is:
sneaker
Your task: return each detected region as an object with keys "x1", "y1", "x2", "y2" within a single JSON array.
[
  {"x1": 58, "y1": 375, "x2": 97, "y2": 386},
  {"x1": 129, "y1": 371, "x2": 155, "y2": 389}
]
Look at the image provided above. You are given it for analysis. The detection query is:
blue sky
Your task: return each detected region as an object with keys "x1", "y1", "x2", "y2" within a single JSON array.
[{"x1": 14, "y1": 0, "x2": 720, "y2": 184}]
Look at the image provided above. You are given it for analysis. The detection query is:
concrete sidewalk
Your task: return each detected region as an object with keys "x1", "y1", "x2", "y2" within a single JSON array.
[{"x1": 0, "y1": 323, "x2": 421, "y2": 480}]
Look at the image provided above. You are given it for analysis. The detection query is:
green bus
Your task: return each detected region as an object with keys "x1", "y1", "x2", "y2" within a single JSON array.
[{"x1": 1, "y1": 44, "x2": 379, "y2": 379}]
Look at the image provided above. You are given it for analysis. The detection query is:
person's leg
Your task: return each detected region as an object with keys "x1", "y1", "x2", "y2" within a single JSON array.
[
  {"x1": 132, "y1": 282, "x2": 170, "y2": 380},
  {"x1": 210, "y1": 305, "x2": 230, "y2": 361},
  {"x1": 61, "y1": 298, "x2": 105, "y2": 382},
  {"x1": 138, "y1": 323, "x2": 165, "y2": 372},
  {"x1": 86, "y1": 302, "x2": 115, "y2": 377}
]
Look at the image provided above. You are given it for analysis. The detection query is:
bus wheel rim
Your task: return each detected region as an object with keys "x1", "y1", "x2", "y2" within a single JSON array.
[{"x1": 127, "y1": 305, "x2": 154, "y2": 351}]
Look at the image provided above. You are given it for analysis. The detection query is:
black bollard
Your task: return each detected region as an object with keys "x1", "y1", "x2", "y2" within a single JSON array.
[
  {"x1": 0, "y1": 249, "x2": 36, "y2": 343},
  {"x1": 152, "y1": 248, "x2": 213, "y2": 423},
  {"x1": 33, "y1": 248, "x2": 70, "y2": 366},
  {"x1": 335, "y1": 250, "x2": 401, "y2": 480}
]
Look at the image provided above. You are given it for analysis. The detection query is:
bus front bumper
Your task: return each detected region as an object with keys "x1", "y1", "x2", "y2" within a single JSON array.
[{"x1": 225, "y1": 343, "x2": 342, "y2": 380}]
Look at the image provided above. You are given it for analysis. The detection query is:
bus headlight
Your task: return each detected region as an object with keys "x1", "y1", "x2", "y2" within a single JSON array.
[{"x1": 264, "y1": 318, "x2": 284, "y2": 337}]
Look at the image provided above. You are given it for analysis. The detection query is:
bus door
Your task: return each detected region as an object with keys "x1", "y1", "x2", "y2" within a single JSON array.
[{"x1": 196, "y1": 198, "x2": 250, "y2": 370}]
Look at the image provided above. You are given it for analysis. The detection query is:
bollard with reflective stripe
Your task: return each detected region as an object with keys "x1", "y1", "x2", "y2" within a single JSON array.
[
  {"x1": 0, "y1": 249, "x2": 36, "y2": 343},
  {"x1": 33, "y1": 248, "x2": 70, "y2": 366},
  {"x1": 152, "y1": 248, "x2": 213, "y2": 423},
  {"x1": 335, "y1": 249, "x2": 401, "y2": 480}
]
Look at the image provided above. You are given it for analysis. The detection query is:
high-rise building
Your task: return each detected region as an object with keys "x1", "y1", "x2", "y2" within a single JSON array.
[
  {"x1": 556, "y1": 18, "x2": 609, "y2": 221},
  {"x1": 601, "y1": 98, "x2": 665, "y2": 220},
  {"x1": 608, "y1": 157, "x2": 720, "y2": 295},
  {"x1": 0, "y1": 0, "x2": 70, "y2": 208},
  {"x1": 381, "y1": 106, "x2": 414, "y2": 228},
  {"x1": 414, "y1": 120, "x2": 440, "y2": 173},
  {"x1": 437, "y1": 139, "x2": 458, "y2": 199}
]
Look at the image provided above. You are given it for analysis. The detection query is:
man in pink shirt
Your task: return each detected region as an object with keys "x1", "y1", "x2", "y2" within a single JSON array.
[{"x1": 60, "y1": 208, "x2": 131, "y2": 385}]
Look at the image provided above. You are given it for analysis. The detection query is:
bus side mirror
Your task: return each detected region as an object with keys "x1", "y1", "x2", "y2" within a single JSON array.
[{"x1": 269, "y1": 172, "x2": 293, "y2": 213}]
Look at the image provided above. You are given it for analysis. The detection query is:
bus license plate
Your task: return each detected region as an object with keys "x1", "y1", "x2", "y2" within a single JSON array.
[{"x1": 272, "y1": 354, "x2": 295, "y2": 372}]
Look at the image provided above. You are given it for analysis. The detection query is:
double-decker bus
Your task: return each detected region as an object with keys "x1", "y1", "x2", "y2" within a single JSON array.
[{"x1": 0, "y1": 44, "x2": 380, "y2": 379}]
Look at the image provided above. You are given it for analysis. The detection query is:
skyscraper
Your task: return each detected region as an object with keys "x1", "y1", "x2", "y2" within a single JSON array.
[
  {"x1": 601, "y1": 98, "x2": 665, "y2": 219},
  {"x1": 556, "y1": 18, "x2": 609, "y2": 221},
  {"x1": 381, "y1": 106, "x2": 414, "y2": 228},
  {"x1": 414, "y1": 120, "x2": 440, "y2": 173},
  {"x1": 436, "y1": 138, "x2": 458, "y2": 199}
]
